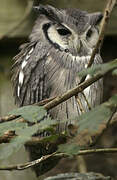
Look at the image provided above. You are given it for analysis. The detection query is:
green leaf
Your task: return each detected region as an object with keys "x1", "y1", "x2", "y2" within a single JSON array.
[
  {"x1": 78, "y1": 58, "x2": 117, "y2": 78},
  {"x1": 0, "y1": 115, "x2": 58, "y2": 159},
  {"x1": 58, "y1": 95, "x2": 117, "y2": 155},
  {"x1": 0, "y1": 142, "x2": 22, "y2": 160},
  {"x1": 0, "y1": 123, "x2": 40, "y2": 160},
  {"x1": 8, "y1": 105, "x2": 47, "y2": 123},
  {"x1": 112, "y1": 69, "x2": 117, "y2": 76},
  {"x1": 77, "y1": 95, "x2": 117, "y2": 133},
  {"x1": 76, "y1": 95, "x2": 117, "y2": 147},
  {"x1": 77, "y1": 105, "x2": 111, "y2": 133},
  {"x1": 0, "y1": 120, "x2": 27, "y2": 136},
  {"x1": 78, "y1": 64, "x2": 102, "y2": 77},
  {"x1": 39, "y1": 117, "x2": 58, "y2": 130},
  {"x1": 58, "y1": 143, "x2": 81, "y2": 156}
]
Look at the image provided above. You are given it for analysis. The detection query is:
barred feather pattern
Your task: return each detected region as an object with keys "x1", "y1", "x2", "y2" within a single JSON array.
[
  {"x1": 12, "y1": 40, "x2": 103, "y2": 130},
  {"x1": 11, "y1": 5, "x2": 104, "y2": 176},
  {"x1": 12, "y1": 40, "x2": 103, "y2": 176}
]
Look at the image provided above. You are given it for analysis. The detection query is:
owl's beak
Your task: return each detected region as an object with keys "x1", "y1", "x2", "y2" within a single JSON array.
[
  {"x1": 70, "y1": 40, "x2": 81, "y2": 56},
  {"x1": 77, "y1": 41, "x2": 81, "y2": 53},
  {"x1": 68, "y1": 35, "x2": 81, "y2": 56}
]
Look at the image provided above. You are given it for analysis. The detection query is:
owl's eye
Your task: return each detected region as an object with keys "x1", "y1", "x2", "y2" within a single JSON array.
[
  {"x1": 57, "y1": 28, "x2": 71, "y2": 36},
  {"x1": 86, "y1": 29, "x2": 93, "y2": 38}
]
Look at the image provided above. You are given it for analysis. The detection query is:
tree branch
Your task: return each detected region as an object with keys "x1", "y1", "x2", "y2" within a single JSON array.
[
  {"x1": 88, "y1": 0, "x2": 116, "y2": 67},
  {"x1": 0, "y1": 0, "x2": 116, "y2": 174},
  {"x1": 80, "y1": 0, "x2": 116, "y2": 83},
  {"x1": 0, "y1": 147, "x2": 117, "y2": 171},
  {"x1": 1, "y1": 58, "x2": 117, "y2": 124},
  {"x1": 0, "y1": 152, "x2": 56, "y2": 171},
  {"x1": 0, "y1": 74, "x2": 103, "y2": 122},
  {"x1": 44, "y1": 63, "x2": 116, "y2": 111},
  {"x1": 0, "y1": 97, "x2": 56, "y2": 123},
  {"x1": 0, "y1": 0, "x2": 116, "y2": 123}
]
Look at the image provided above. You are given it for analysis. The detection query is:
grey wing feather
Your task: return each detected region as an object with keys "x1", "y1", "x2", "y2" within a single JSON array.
[{"x1": 12, "y1": 41, "x2": 51, "y2": 106}]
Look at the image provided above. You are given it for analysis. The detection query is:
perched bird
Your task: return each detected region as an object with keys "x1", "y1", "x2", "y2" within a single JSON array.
[{"x1": 12, "y1": 5, "x2": 103, "y2": 175}]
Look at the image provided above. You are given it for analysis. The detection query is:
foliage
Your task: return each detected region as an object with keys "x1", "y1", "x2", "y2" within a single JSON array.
[
  {"x1": 8, "y1": 105, "x2": 47, "y2": 123},
  {"x1": 112, "y1": 69, "x2": 117, "y2": 76},
  {"x1": 0, "y1": 120, "x2": 27, "y2": 136},
  {"x1": 0, "y1": 106, "x2": 57, "y2": 159},
  {"x1": 58, "y1": 95, "x2": 117, "y2": 155},
  {"x1": 0, "y1": 59, "x2": 117, "y2": 171},
  {"x1": 78, "y1": 58, "x2": 117, "y2": 77}
]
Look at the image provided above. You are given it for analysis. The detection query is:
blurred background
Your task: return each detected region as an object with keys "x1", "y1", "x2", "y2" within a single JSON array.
[{"x1": 0, "y1": 0, "x2": 117, "y2": 180}]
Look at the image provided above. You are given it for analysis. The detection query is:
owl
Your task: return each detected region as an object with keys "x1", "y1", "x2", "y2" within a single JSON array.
[
  {"x1": 12, "y1": 4, "x2": 103, "y2": 175},
  {"x1": 12, "y1": 4, "x2": 103, "y2": 122}
]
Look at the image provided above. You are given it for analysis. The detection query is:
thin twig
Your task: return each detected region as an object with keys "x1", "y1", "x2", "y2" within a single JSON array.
[
  {"x1": 0, "y1": 59, "x2": 117, "y2": 124},
  {"x1": 0, "y1": 148, "x2": 117, "y2": 171},
  {"x1": 0, "y1": 115, "x2": 20, "y2": 123},
  {"x1": 0, "y1": 0, "x2": 116, "y2": 123},
  {"x1": 44, "y1": 62, "x2": 116, "y2": 111},
  {"x1": 0, "y1": 152, "x2": 56, "y2": 171},
  {"x1": 35, "y1": 96, "x2": 56, "y2": 106},
  {"x1": 1, "y1": 107, "x2": 117, "y2": 145},
  {"x1": 0, "y1": 1, "x2": 116, "y2": 173},
  {"x1": 0, "y1": 97, "x2": 56, "y2": 123},
  {"x1": 44, "y1": 74, "x2": 102, "y2": 111},
  {"x1": 81, "y1": 92, "x2": 92, "y2": 110},
  {"x1": 0, "y1": 131, "x2": 17, "y2": 144},
  {"x1": 0, "y1": 0, "x2": 116, "y2": 148},
  {"x1": 76, "y1": 0, "x2": 116, "y2": 112},
  {"x1": 75, "y1": 96, "x2": 85, "y2": 113},
  {"x1": 80, "y1": 0, "x2": 116, "y2": 84},
  {"x1": 0, "y1": 131, "x2": 66, "y2": 145}
]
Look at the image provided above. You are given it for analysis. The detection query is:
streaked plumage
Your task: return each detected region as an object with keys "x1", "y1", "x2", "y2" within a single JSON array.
[
  {"x1": 12, "y1": 5, "x2": 103, "y2": 175},
  {"x1": 12, "y1": 5, "x2": 103, "y2": 127}
]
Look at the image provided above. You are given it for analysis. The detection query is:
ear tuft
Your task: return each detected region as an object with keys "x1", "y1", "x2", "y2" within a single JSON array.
[
  {"x1": 33, "y1": 5, "x2": 57, "y2": 16},
  {"x1": 88, "y1": 12, "x2": 103, "y2": 25},
  {"x1": 33, "y1": 4, "x2": 50, "y2": 15},
  {"x1": 33, "y1": 5, "x2": 61, "y2": 23}
]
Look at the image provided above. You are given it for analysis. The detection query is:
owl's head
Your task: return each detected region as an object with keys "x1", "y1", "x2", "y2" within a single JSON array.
[{"x1": 31, "y1": 5, "x2": 103, "y2": 56}]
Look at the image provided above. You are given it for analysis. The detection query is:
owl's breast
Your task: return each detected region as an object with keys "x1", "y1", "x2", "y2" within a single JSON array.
[
  {"x1": 45, "y1": 54, "x2": 103, "y2": 125},
  {"x1": 45, "y1": 55, "x2": 79, "y2": 95}
]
